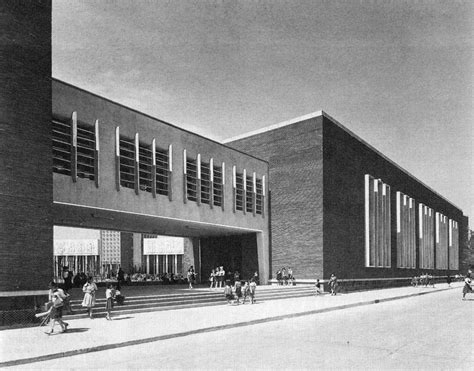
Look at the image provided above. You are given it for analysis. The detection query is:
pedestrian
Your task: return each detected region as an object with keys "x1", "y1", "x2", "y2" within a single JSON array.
[
  {"x1": 462, "y1": 276, "x2": 472, "y2": 300},
  {"x1": 315, "y1": 279, "x2": 322, "y2": 295},
  {"x1": 45, "y1": 292, "x2": 68, "y2": 334},
  {"x1": 234, "y1": 280, "x2": 242, "y2": 305},
  {"x1": 224, "y1": 280, "x2": 234, "y2": 304},
  {"x1": 329, "y1": 274, "x2": 338, "y2": 296},
  {"x1": 276, "y1": 269, "x2": 282, "y2": 285},
  {"x1": 242, "y1": 281, "x2": 250, "y2": 304},
  {"x1": 249, "y1": 279, "x2": 257, "y2": 304},
  {"x1": 48, "y1": 281, "x2": 72, "y2": 314},
  {"x1": 253, "y1": 271, "x2": 259, "y2": 285},
  {"x1": 187, "y1": 266, "x2": 195, "y2": 289},
  {"x1": 81, "y1": 276, "x2": 98, "y2": 318},
  {"x1": 62, "y1": 266, "x2": 73, "y2": 292},
  {"x1": 446, "y1": 274, "x2": 452, "y2": 287},
  {"x1": 219, "y1": 266, "x2": 225, "y2": 288},
  {"x1": 282, "y1": 267, "x2": 288, "y2": 285},
  {"x1": 209, "y1": 269, "x2": 216, "y2": 289},
  {"x1": 117, "y1": 267, "x2": 125, "y2": 290},
  {"x1": 105, "y1": 283, "x2": 115, "y2": 320}
]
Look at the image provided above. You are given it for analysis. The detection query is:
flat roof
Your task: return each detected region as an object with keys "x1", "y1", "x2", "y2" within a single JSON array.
[{"x1": 223, "y1": 110, "x2": 464, "y2": 213}]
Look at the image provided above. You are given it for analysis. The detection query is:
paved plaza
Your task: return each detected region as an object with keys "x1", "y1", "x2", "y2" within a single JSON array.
[{"x1": 0, "y1": 282, "x2": 472, "y2": 369}]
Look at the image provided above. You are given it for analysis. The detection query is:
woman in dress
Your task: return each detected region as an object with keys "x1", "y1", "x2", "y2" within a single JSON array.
[{"x1": 81, "y1": 276, "x2": 98, "y2": 318}]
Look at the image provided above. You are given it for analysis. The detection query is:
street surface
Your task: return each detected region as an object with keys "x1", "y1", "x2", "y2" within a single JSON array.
[{"x1": 14, "y1": 287, "x2": 473, "y2": 370}]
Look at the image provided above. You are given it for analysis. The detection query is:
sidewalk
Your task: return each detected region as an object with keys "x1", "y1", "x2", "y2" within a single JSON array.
[{"x1": 0, "y1": 282, "x2": 462, "y2": 367}]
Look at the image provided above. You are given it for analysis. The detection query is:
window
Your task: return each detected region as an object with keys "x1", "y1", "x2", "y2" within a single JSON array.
[
  {"x1": 201, "y1": 160, "x2": 211, "y2": 204},
  {"x1": 138, "y1": 143, "x2": 152, "y2": 192},
  {"x1": 52, "y1": 118, "x2": 72, "y2": 175},
  {"x1": 213, "y1": 163, "x2": 223, "y2": 207},
  {"x1": 155, "y1": 146, "x2": 169, "y2": 196},
  {"x1": 76, "y1": 123, "x2": 95, "y2": 180},
  {"x1": 435, "y1": 212, "x2": 448, "y2": 269},
  {"x1": 186, "y1": 157, "x2": 198, "y2": 202},
  {"x1": 396, "y1": 192, "x2": 416, "y2": 269},
  {"x1": 256, "y1": 178, "x2": 263, "y2": 215},
  {"x1": 419, "y1": 204, "x2": 434, "y2": 269},
  {"x1": 246, "y1": 174, "x2": 254, "y2": 213},
  {"x1": 364, "y1": 175, "x2": 391, "y2": 268},
  {"x1": 235, "y1": 171, "x2": 244, "y2": 211},
  {"x1": 119, "y1": 136, "x2": 135, "y2": 190},
  {"x1": 449, "y1": 219, "x2": 459, "y2": 270}
]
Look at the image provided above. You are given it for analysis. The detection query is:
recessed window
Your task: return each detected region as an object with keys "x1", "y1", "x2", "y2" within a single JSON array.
[
  {"x1": 235, "y1": 171, "x2": 244, "y2": 211},
  {"x1": 256, "y1": 178, "x2": 263, "y2": 215},
  {"x1": 364, "y1": 175, "x2": 391, "y2": 268},
  {"x1": 213, "y1": 164, "x2": 223, "y2": 207},
  {"x1": 396, "y1": 192, "x2": 416, "y2": 269},
  {"x1": 155, "y1": 147, "x2": 169, "y2": 196},
  {"x1": 138, "y1": 142, "x2": 152, "y2": 192},
  {"x1": 246, "y1": 174, "x2": 253, "y2": 213},
  {"x1": 76, "y1": 124, "x2": 95, "y2": 180},
  {"x1": 52, "y1": 118, "x2": 72, "y2": 176},
  {"x1": 419, "y1": 204, "x2": 435, "y2": 269},
  {"x1": 186, "y1": 157, "x2": 198, "y2": 202},
  {"x1": 201, "y1": 161, "x2": 211, "y2": 204},
  {"x1": 119, "y1": 136, "x2": 135, "y2": 190}
]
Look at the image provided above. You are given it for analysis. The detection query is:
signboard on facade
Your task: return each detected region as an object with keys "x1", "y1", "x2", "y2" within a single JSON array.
[
  {"x1": 54, "y1": 239, "x2": 99, "y2": 256},
  {"x1": 143, "y1": 236, "x2": 184, "y2": 255}
]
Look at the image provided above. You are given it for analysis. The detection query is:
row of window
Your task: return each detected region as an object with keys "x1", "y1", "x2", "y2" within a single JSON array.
[
  {"x1": 52, "y1": 113, "x2": 265, "y2": 217},
  {"x1": 365, "y1": 175, "x2": 459, "y2": 270}
]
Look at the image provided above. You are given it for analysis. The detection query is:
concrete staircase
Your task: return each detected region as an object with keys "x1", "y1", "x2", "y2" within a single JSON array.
[{"x1": 65, "y1": 285, "x2": 317, "y2": 319}]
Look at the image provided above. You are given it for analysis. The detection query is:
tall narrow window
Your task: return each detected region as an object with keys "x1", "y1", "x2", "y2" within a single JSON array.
[
  {"x1": 246, "y1": 173, "x2": 254, "y2": 213},
  {"x1": 155, "y1": 146, "x2": 169, "y2": 196},
  {"x1": 201, "y1": 160, "x2": 211, "y2": 204},
  {"x1": 435, "y1": 212, "x2": 448, "y2": 269},
  {"x1": 365, "y1": 175, "x2": 391, "y2": 268},
  {"x1": 76, "y1": 123, "x2": 95, "y2": 180},
  {"x1": 138, "y1": 142, "x2": 152, "y2": 192},
  {"x1": 419, "y1": 204, "x2": 435, "y2": 269},
  {"x1": 186, "y1": 156, "x2": 198, "y2": 202},
  {"x1": 213, "y1": 163, "x2": 223, "y2": 207},
  {"x1": 52, "y1": 118, "x2": 72, "y2": 176},
  {"x1": 448, "y1": 219, "x2": 459, "y2": 270},
  {"x1": 396, "y1": 192, "x2": 416, "y2": 268},
  {"x1": 256, "y1": 177, "x2": 263, "y2": 215},
  {"x1": 119, "y1": 136, "x2": 135, "y2": 190},
  {"x1": 235, "y1": 170, "x2": 244, "y2": 211}
]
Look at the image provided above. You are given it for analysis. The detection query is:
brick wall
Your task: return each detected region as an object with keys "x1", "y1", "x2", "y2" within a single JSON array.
[
  {"x1": 227, "y1": 117, "x2": 324, "y2": 280},
  {"x1": 0, "y1": 1, "x2": 53, "y2": 291},
  {"x1": 322, "y1": 116, "x2": 469, "y2": 278}
]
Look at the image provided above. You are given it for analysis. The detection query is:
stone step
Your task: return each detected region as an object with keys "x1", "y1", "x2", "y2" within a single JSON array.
[{"x1": 64, "y1": 287, "x2": 317, "y2": 319}]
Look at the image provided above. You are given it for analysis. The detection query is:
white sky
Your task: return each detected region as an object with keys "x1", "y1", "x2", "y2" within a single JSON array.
[{"x1": 52, "y1": 0, "x2": 473, "y2": 223}]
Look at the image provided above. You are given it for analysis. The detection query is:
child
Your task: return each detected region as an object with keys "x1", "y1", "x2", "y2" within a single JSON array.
[
  {"x1": 46, "y1": 293, "x2": 68, "y2": 334},
  {"x1": 315, "y1": 279, "x2": 322, "y2": 295},
  {"x1": 242, "y1": 281, "x2": 250, "y2": 304},
  {"x1": 105, "y1": 284, "x2": 115, "y2": 320},
  {"x1": 249, "y1": 279, "x2": 257, "y2": 304},
  {"x1": 234, "y1": 280, "x2": 242, "y2": 305},
  {"x1": 224, "y1": 280, "x2": 234, "y2": 304},
  {"x1": 209, "y1": 269, "x2": 215, "y2": 289}
]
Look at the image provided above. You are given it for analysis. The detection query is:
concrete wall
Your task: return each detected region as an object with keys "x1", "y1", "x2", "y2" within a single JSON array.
[
  {"x1": 322, "y1": 115, "x2": 469, "y2": 278},
  {"x1": 52, "y1": 80, "x2": 269, "y2": 235},
  {"x1": 0, "y1": 1, "x2": 53, "y2": 291},
  {"x1": 227, "y1": 116, "x2": 324, "y2": 280}
]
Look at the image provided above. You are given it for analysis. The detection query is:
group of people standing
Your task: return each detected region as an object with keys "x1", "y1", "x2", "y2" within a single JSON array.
[
  {"x1": 275, "y1": 267, "x2": 294, "y2": 285},
  {"x1": 224, "y1": 278, "x2": 258, "y2": 305}
]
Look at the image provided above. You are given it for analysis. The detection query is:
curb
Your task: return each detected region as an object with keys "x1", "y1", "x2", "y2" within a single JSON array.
[{"x1": 0, "y1": 286, "x2": 454, "y2": 368}]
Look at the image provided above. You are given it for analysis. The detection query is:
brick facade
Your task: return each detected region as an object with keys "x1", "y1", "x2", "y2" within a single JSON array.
[
  {"x1": 0, "y1": 1, "x2": 53, "y2": 291},
  {"x1": 227, "y1": 117, "x2": 324, "y2": 280}
]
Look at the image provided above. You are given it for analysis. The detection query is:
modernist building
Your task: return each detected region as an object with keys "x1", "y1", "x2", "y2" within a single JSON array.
[
  {"x1": 226, "y1": 112, "x2": 470, "y2": 281},
  {"x1": 0, "y1": 1, "x2": 470, "y2": 311}
]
